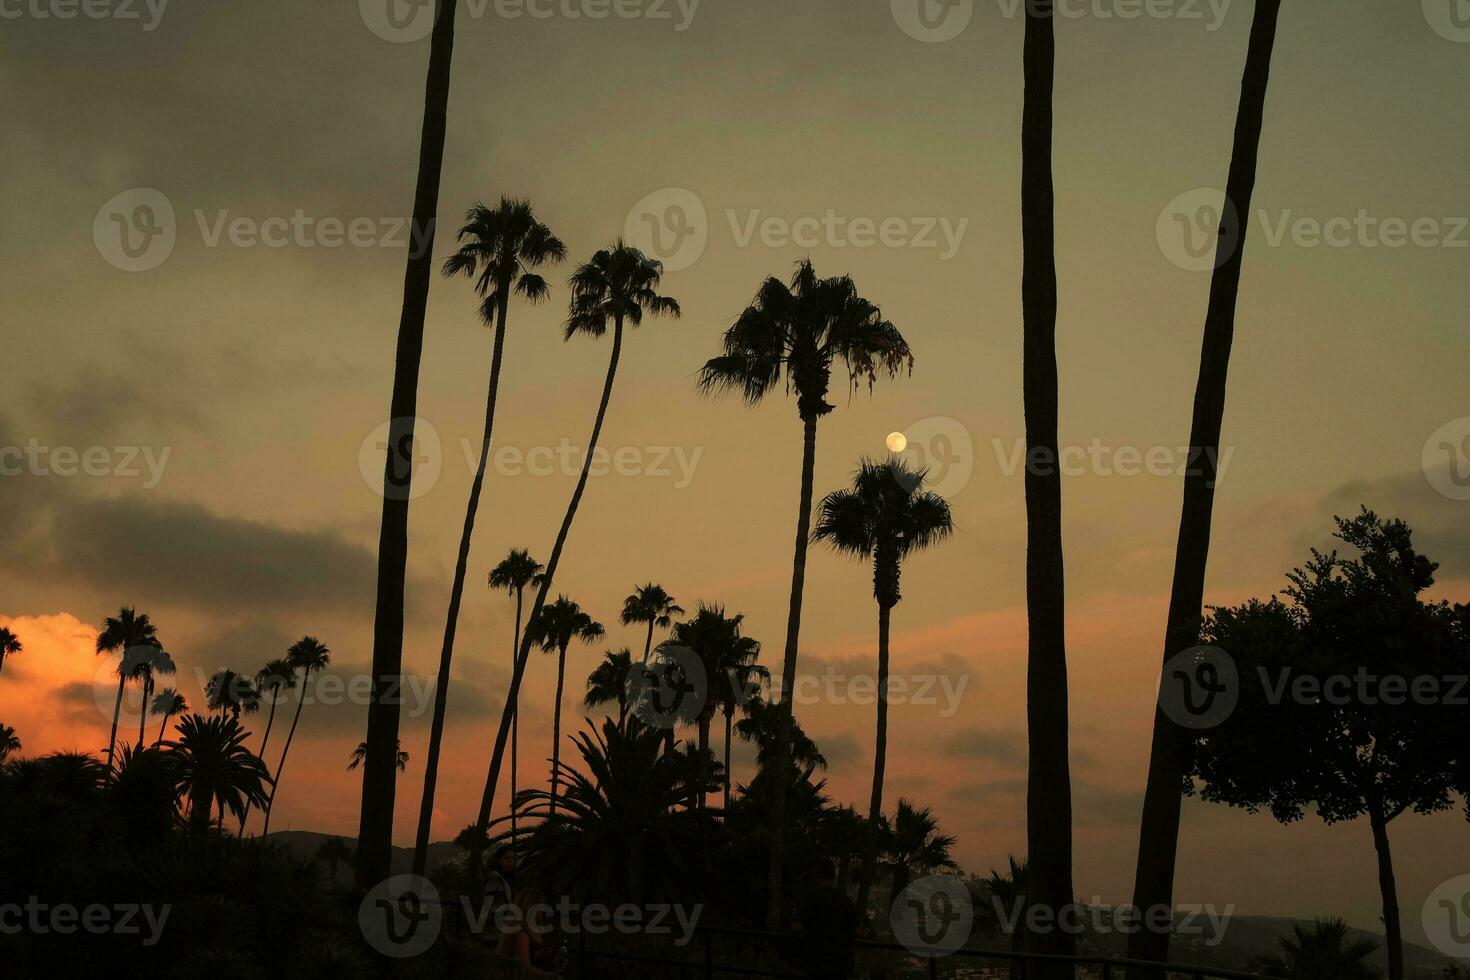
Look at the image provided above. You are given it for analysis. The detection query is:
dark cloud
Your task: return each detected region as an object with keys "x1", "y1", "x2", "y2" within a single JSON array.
[
  {"x1": 941, "y1": 724, "x2": 1024, "y2": 764},
  {"x1": 809, "y1": 730, "x2": 862, "y2": 773}
]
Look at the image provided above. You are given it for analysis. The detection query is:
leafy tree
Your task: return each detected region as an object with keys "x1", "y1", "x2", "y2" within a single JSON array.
[
  {"x1": 0, "y1": 723, "x2": 18, "y2": 761},
  {"x1": 736, "y1": 693, "x2": 827, "y2": 782},
  {"x1": 529, "y1": 596, "x2": 605, "y2": 816},
  {"x1": 698, "y1": 257, "x2": 912, "y2": 924},
  {"x1": 205, "y1": 668, "x2": 260, "y2": 720},
  {"x1": 414, "y1": 198, "x2": 566, "y2": 876},
  {"x1": 262, "y1": 636, "x2": 330, "y2": 836},
  {"x1": 349, "y1": 739, "x2": 407, "y2": 771},
  {"x1": 585, "y1": 647, "x2": 636, "y2": 726},
  {"x1": 96, "y1": 607, "x2": 161, "y2": 771},
  {"x1": 1186, "y1": 512, "x2": 1467, "y2": 980},
  {"x1": 879, "y1": 799, "x2": 957, "y2": 912},
  {"x1": 151, "y1": 689, "x2": 188, "y2": 745},
  {"x1": 814, "y1": 456, "x2": 953, "y2": 914},
  {"x1": 621, "y1": 583, "x2": 684, "y2": 664},
  {"x1": 0, "y1": 627, "x2": 21, "y2": 678},
  {"x1": 1252, "y1": 918, "x2": 1381, "y2": 980},
  {"x1": 167, "y1": 713, "x2": 271, "y2": 833},
  {"x1": 487, "y1": 547, "x2": 545, "y2": 849},
  {"x1": 668, "y1": 604, "x2": 762, "y2": 809}
]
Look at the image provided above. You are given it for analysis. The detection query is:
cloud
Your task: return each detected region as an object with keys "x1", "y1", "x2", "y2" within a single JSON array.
[{"x1": 941, "y1": 724, "x2": 1024, "y2": 764}]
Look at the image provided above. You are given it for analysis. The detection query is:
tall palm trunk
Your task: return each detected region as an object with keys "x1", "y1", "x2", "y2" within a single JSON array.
[
  {"x1": 549, "y1": 642, "x2": 568, "y2": 817},
  {"x1": 1020, "y1": 4, "x2": 1075, "y2": 976},
  {"x1": 1126, "y1": 2, "x2": 1284, "y2": 973},
  {"x1": 641, "y1": 620, "x2": 656, "y2": 664},
  {"x1": 413, "y1": 285, "x2": 511, "y2": 876},
  {"x1": 765, "y1": 408, "x2": 820, "y2": 928},
  {"x1": 356, "y1": 0, "x2": 459, "y2": 893},
  {"x1": 239, "y1": 695, "x2": 282, "y2": 831},
  {"x1": 722, "y1": 709, "x2": 734, "y2": 812},
  {"x1": 263, "y1": 666, "x2": 313, "y2": 837},
  {"x1": 155, "y1": 710, "x2": 172, "y2": 746},
  {"x1": 854, "y1": 599, "x2": 893, "y2": 919},
  {"x1": 1368, "y1": 797, "x2": 1405, "y2": 980},
  {"x1": 511, "y1": 584, "x2": 524, "y2": 842},
  {"x1": 696, "y1": 711, "x2": 713, "y2": 809},
  {"x1": 472, "y1": 315, "x2": 625, "y2": 866},
  {"x1": 136, "y1": 672, "x2": 152, "y2": 749},
  {"x1": 107, "y1": 674, "x2": 127, "y2": 771}
]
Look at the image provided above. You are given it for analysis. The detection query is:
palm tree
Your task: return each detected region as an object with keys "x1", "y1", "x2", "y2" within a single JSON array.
[
  {"x1": 1252, "y1": 919, "x2": 1382, "y2": 980},
  {"x1": 357, "y1": 0, "x2": 460, "y2": 894},
  {"x1": 0, "y1": 723, "x2": 19, "y2": 761},
  {"x1": 717, "y1": 659, "x2": 768, "y2": 812},
  {"x1": 814, "y1": 456, "x2": 954, "y2": 915},
  {"x1": 985, "y1": 856, "x2": 1031, "y2": 980},
  {"x1": 1019, "y1": 2, "x2": 1075, "y2": 973},
  {"x1": 484, "y1": 547, "x2": 545, "y2": 855},
  {"x1": 1127, "y1": 3, "x2": 1286, "y2": 975},
  {"x1": 413, "y1": 199, "x2": 566, "y2": 877},
  {"x1": 239, "y1": 658, "x2": 295, "y2": 832},
  {"x1": 205, "y1": 669, "x2": 260, "y2": 721},
  {"x1": 697, "y1": 258, "x2": 913, "y2": 925},
  {"x1": 349, "y1": 740, "x2": 408, "y2": 771},
  {"x1": 881, "y1": 799, "x2": 958, "y2": 911},
  {"x1": 621, "y1": 584, "x2": 684, "y2": 664},
  {"x1": 529, "y1": 597, "x2": 604, "y2": 816},
  {"x1": 0, "y1": 627, "x2": 21, "y2": 678},
  {"x1": 668, "y1": 604, "x2": 762, "y2": 810},
  {"x1": 316, "y1": 836, "x2": 355, "y2": 886},
  {"x1": 585, "y1": 647, "x2": 635, "y2": 726},
  {"x1": 131, "y1": 647, "x2": 176, "y2": 750},
  {"x1": 151, "y1": 689, "x2": 187, "y2": 745},
  {"x1": 735, "y1": 693, "x2": 827, "y2": 782},
  {"x1": 263, "y1": 637, "x2": 330, "y2": 837},
  {"x1": 95, "y1": 607, "x2": 160, "y2": 771},
  {"x1": 471, "y1": 242, "x2": 678, "y2": 857},
  {"x1": 166, "y1": 712, "x2": 271, "y2": 833}
]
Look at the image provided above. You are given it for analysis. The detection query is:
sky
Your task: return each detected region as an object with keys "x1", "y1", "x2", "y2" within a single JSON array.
[{"x1": 2, "y1": 0, "x2": 1469, "y2": 949}]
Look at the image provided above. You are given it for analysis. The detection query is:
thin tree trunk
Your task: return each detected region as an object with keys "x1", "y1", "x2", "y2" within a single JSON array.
[
  {"x1": 155, "y1": 711, "x2": 171, "y2": 747},
  {"x1": 239, "y1": 696, "x2": 281, "y2": 831},
  {"x1": 107, "y1": 674, "x2": 126, "y2": 771},
  {"x1": 1369, "y1": 802, "x2": 1405, "y2": 980},
  {"x1": 1020, "y1": 4, "x2": 1075, "y2": 976},
  {"x1": 550, "y1": 643, "x2": 568, "y2": 818},
  {"x1": 855, "y1": 600, "x2": 892, "y2": 919},
  {"x1": 1126, "y1": 2, "x2": 1284, "y2": 974},
  {"x1": 414, "y1": 285, "x2": 511, "y2": 876},
  {"x1": 642, "y1": 620, "x2": 655, "y2": 664},
  {"x1": 511, "y1": 585, "x2": 523, "y2": 843},
  {"x1": 263, "y1": 667, "x2": 312, "y2": 837},
  {"x1": 696, "y1": 713, "x2": 712, "y2": 809},
  {"x1": 356, "y1": 0, "x2": 459, "y2": 894},
  {"x1": 136, "y1": 673, "x2": 151, "y2": 749},
  {"x1": 765, "y1": 409, "x2": 820, "y2": 928},
  {"x1": 723, "y1": 710, "x2": 733, "y2": 812},
  {"x1": 470, "y1": 315, "x2": 626, "y2": 870}
]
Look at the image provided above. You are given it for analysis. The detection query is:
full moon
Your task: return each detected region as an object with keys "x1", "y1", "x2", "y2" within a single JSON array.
[{"x1": 886, "y1": 431, "x2": 908, "y2": 453}]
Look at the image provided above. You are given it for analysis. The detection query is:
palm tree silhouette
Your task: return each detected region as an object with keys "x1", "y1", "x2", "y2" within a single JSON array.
[
  {"x1": 471, "y1": 242, "x2": 678, "y2": 855},
  {"x1": 0, "y1": 723, "x2": 18, "y2": 761},
  {"x1": 205, "y1": 669, "x2": 260, "y2": 721},
  {"x1": 669, "y1": 604, "x2": 762, "y2": 810},
  {"x1": 150, "y1": 689, "x2": 187, "y2": 746},
  {"x1": 166, "y1": 713, "x2": 271, "y2": 834},
  {"x1": 263, "y1": 636, "x2": 330, "y2": 837},
  {"x1": 880, "y1": 799, "x2": 957, "y2": 912},
  {"x1": 96, "y1": 607, "x2": 160, "y2": 771},
  {"x1": 529, "y1": 596, "x2": 604, "y2": 817},
  {"x1": 621, "y1": 583, "x2": 684, "y2": 664},
  {"x1": 584, "y1": 647, "x2": 635, "y2": 727},
  {"x1": 349, "y1": 740, "x2": 407, "y2": 772},
  {"x1": 1018, "y1": 2, "x2": 1075, "y2": 971},
  {"x1": 717, "y1": 659, "x2": 769, "y2": 812},
  {"x1": 735, "y1": 693, "x2": 827, "y2": 782},
  {"x1": 413, "y1": 199, "x2": 567, "y2": 876},
  {"x1": 357, "y1": 0, "x2": 459, "y2": 893},
  {"x1": 484, "y1": 547, "x2": 545, "y2": 855},
  {"x1": 131, "y1": 647, "x2": 176, "y2": 751},
  {"x1": 814, "y1": 456, "x2": 953, "y2": 916},
  {"x1": 697, "y1": 258, "x2": 913, "y2": 924},
  {"x1": 1252, "y1": 918, "x2": 1381, "y2": 980},
  {"x1": 316, "y1": 836, "x2": 355, "y2": 886},
  {"x1": 238, "y1": 657, "x2": 295, "y2": 832},
  {"x1": 985, "y1": 856, "x2": 1031, "y2": 979},
  {"x1": 1128, "y1": 3, "x2": 1287, "y2": 975},
  {"x1": 0, "y1": 627, "x2": 21, "y2": 678}
]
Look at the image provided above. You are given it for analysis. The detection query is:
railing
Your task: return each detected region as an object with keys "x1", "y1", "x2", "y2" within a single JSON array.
[{"x1": 572, "y1": 924, "x2": 1269, "y2": 979}]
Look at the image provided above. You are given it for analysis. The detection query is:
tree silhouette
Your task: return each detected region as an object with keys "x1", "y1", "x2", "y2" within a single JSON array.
[
  {"x1": 238, "y1": 659, "x2": 295, "y2": 832},
  {"x1": 413, "y1": 198, "x2": 566, "y2": 876},
  {"x1": 349, "y1": 740, "x2": 407, "y2": 772},
  {"x1": 1252, "y1": 919, "x2": 1381, "y2": 980},
  {"x1": 0, "y1": 627, "x2": 21, "y2": 679},
  {"x1": 0, "y1": 723, "x2": 18, "y2": 761},
  {"x1": 879, "y1": 799, "x2": 957, "y2": 912},
  {"x1": 96, "y1": 607, "x2": 161, "y2": 771},
  {"x1": 205, "y1": 669, "x2": 260, "y2": 721},
  {"x1": 486, "y1": 547, "x2": 545, "y2": 850},
  {"x1": 621, "y1": 583, "x2": 685, "y2": 664},
  {"x1": 984, "y1": 856, "x2": 1031, "y2": 979},
  {"x1": 668, "y1": 604, "x2": 762, "y2": 810},
  {"x1": 585, "y1": 647, "x2": 635, "y2": 727},
  {"x1": 529, "y1": 596, "x2": 605, "y2": 817},
  {"x1": 315, "y1": 836, "x2": 355, "y2": 886},
  {"x1": 167, "y1": 713, "x2": 271, "y2": 834},
  {"x1": 263, "y1": 636, "x2": 330, "y2": 837},
  {"x1": 698, "y1": 258, "x2": 912, "y2": 925},
  {"x1": 1129, "y1": 1, "x2": 1287, "y2": 974},
  {"x1": 814, "y1": 456, "x2": 953, "y2": 916},
  {"x1": 357, "y1": 0, "x2": 460, "y2": 894},
  {"x1": 150, "y1": 689, "x2": 187, "y2": 746}
]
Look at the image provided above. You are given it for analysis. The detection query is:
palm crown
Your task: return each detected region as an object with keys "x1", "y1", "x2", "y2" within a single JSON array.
[
  {"x1": 489, "y1": 548, "x2": 545, "y2": 595},
  {"x1": 620, "y1": 583, "x2": 684, "y2": 631},
  {"x1": 167, "y1": 713, "x2": 272, "y2": 830},
  {"x1": 256, "y1": 658, "x2": 297, "y2": 698},
  {"x1": 442, "y1": 196, "x2": 567, "y2": 323},
  {"x1": 697, "y1": 259, "x2": 913, "y2": 419},
  {"x1": 584, "y1": 647, "x2": 635, "y2": 715},
  {"x1": 564, "y1": 240, "x2": 680, "y2": 339},
  {"x1": 0, "y1": 628, "x2": 21, "y2": 657},
  {"x1": 669, "y1": 604, "x2": 761, "y2": 724},
  {"x1": 286, "y1": 636, "x2": 331, "y2": 676},
  {"x1": 96, "y1": 607, "x2": 160, "y2": 657},
  {"x1": 151, "y1": 688, "x2": 187, "y2": 717},
  {"x1": 206, "y1": 669, "x2": 260, "y2": 717},
  {"x1": 532, "y1": 597, "x2": 606, "y2": 654}
]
